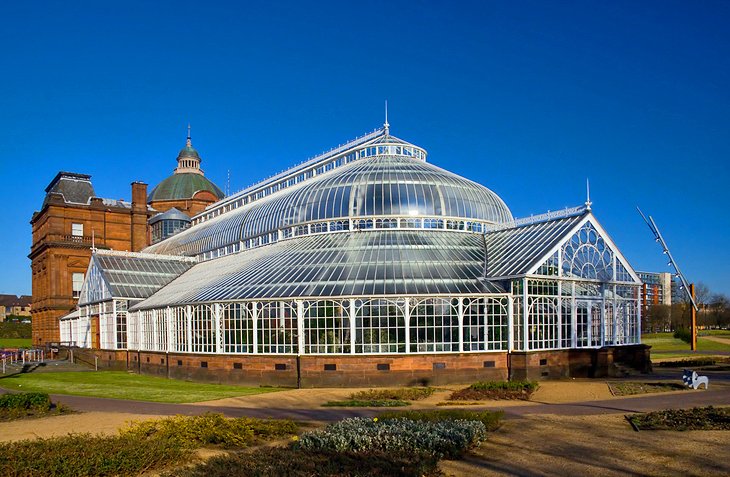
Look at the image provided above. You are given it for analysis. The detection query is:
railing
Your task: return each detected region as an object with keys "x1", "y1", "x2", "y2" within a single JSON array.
[
  {"x1": 44, "y1": 234, "x2": 93, "y2": 245},
  {"x1": 483, "y1": 205, "x2": 587, "y2": 231},
  {"x1": 197, "y1": 214, "x2": 500, "y2": 261}
]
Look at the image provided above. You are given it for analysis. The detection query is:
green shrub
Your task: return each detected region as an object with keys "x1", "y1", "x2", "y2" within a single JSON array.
[
  {"x1": 449, "y1": 380, "x2": 538, "y2": 401},
  {"x1": 470, "y1": 380, "x2": 538, "y2": 392},
  {"x1": 673, "y1": 327, "x2": 692, "y2": 344},
  {"x1": 0, "y1": 433, "x2": 187, "y2": 477},
  {"x1": 0, "y1": 392, "x2": 51, "y2": 411},
  {"x1": 378, "y1": 409, "x2": 503, "y2": 431},
  {"x1": 296, "y1": 417, "x2": 487, "y2": 458},
  {"x1": 0, "y1": 414, "x2": 298, "y2": 476},
  {"x1": 121, "y1": 413, "x2": 297, "y2": 448},
  {"x1": 166, "y1": 447, "x2": 440, "y2": 477},
  {"x1": 0, "y1": 392, "x2": 62, "y2": 421},
  {"x1": 0, "y1": 322, "x2": 32, "y2": 339},
  {"x1": 627, "y1": 406, "x2": 730, "y2": 431},
  {"x1": 322, "y1": 399, "x2": 410, "y2": 407},
  {"x1": 350, "y1": 387, "x2": 434, "y2": 401},
  {"x1": 657, "y1": 358, "x2": 716, "y2": 368}
]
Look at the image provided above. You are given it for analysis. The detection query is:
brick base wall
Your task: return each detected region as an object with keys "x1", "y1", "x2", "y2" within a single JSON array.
[{"x1": 68, "y1": 345, "x2": 651, "y2": 387}]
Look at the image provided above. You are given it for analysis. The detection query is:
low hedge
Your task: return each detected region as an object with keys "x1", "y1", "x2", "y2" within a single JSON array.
[
  {"x1": 121, "y1": 413, "x2": 298, "y2": 448},
  {"x1": 0, "y1": 392, "x2": 66, "y2": 421},
  {"x1": 656, "y1": 358, "x2": 717, "y2": 368},
  {"x1": 0, "y1": 414, "x2": 299, "y2": 476},
  {"x1": 0, "y1": 433, "x2": 186, "y2": 477},
  {"x1": 0, "y1": 392, "x2": 51, "y2": 411}
]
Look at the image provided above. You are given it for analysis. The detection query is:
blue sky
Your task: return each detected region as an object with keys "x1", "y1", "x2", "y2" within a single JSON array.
[{"x1": 2, "y1": 0, "x2": 728, "y2": 297}]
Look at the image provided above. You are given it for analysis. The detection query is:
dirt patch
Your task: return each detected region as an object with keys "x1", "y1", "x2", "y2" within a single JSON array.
[
  {"x1": 0, "y1": 411, "x2": 164, "y2": 442},
  {"x1": 530, "y1": 380, "x2": 612, "y2": 403},
  {"x1": 440, "y1": 413, "x2": 730, "y2": 476}
]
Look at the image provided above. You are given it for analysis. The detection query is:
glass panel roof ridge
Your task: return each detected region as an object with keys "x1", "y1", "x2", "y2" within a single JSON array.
[
  {"x1": 94, "y1": 248, "x2": 197, "y2": 263},
  {"x1": 193, "y1": 129, "x2": 429, "y2": 224},
  {"x1": 483, "y1": 212, "x2": 587, "y2": 279},
  {"x1": 485, "y1": 205, "x2": 588, "y2": 233},
  {"x1": 143, "y1": 153, "x2": 514, "y2": 258}
]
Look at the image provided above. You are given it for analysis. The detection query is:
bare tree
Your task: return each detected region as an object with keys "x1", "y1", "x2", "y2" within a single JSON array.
[
  {"x1": 708, "y1": 293, "x2": 730, "y2": 329},
  {"x1": 676, "y1": 281, "x2": 711, "y2": 308},
  {"x1": 644, "y1": 304, "x2": 671, "y2": 333},
  {"x1": 694, "y1": 282, "x2": 712, "y2": 307}
]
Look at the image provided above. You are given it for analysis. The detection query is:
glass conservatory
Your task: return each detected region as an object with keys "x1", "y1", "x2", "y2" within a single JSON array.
[{"x1": 62, "y1": 126, "x2": 642, "y2": 369}]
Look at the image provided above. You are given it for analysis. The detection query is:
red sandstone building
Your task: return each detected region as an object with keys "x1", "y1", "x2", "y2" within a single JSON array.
[{"x1": 29, "y1": 134, "x2": 224, "y2": 346}]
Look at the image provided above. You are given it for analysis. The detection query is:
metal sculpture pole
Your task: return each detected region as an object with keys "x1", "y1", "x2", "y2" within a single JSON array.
[
  {"x1": 690, "y1": 283, "x2": 697, "y2": 351},
  {"x1": 637, "y1": 208, "x2": 699, "y2": 351}
]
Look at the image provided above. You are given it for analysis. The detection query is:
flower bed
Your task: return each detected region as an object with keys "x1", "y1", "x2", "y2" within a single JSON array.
[
  {"x1": 449, "y1": 380, "x2": 538, "y2": 401},
  {"x1": 627, "y1": 406, "x2": 730, "y2": 431}
]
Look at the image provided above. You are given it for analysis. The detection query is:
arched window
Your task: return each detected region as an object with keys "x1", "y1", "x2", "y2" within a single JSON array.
[
  {"x1": 303, "y1": 300, "x2": 350, "y2": 354},
  {"x1": 355, "y1": 298, "x2": 406, "y2": 353},
  {"x1": 409, "y1": 298, "x2": 459, "y2": 352}
]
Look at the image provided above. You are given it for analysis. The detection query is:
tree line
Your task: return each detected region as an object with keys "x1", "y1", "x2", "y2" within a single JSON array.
[{"x1": 642, "y1": 282, "x2": 730, "y2": 333}]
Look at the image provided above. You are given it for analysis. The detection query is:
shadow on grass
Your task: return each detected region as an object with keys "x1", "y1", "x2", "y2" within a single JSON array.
[{"x1": 0, "y1": 362, "x2": 47, "y2": 380}]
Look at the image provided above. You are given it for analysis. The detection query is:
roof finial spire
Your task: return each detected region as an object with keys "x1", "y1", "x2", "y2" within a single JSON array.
[
  {"x1": 383, "y1": 100, "x2": 390, "y2": 135},
  {"x1": 186, "y1": 123, "x2": 192, "y2": 147},
  {"x1": 585, "y1": 178, "x2": 592, "y2": 211}
]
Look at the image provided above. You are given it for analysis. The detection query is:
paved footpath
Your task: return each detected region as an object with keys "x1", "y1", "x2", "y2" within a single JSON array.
[{"x1": 49, "y1": 370, "x2": 730, "y2": 422}]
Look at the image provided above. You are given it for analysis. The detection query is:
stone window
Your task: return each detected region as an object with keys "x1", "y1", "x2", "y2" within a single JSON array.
[{"x1": 72, "y1": 273, "x2": 84, "y2": 298}]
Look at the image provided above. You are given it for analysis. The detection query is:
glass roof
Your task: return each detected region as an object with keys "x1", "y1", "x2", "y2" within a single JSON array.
[
  {"x1": 132, "y1": 230, "x2": 506, "y2": 310},
  {"x1": 144, "y1": 153, "x2": 512, "y2": 257},
  {"x1": 484, "y1": 213, "x2": 585, "y2": 278},
  {"x1": 79, "y1": 252, "x2": 196, "y2": 304}
]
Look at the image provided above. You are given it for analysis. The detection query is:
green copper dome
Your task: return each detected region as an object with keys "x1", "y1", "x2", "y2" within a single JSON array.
[
  {"x1": 149, "y1": 130, "x2": 225, "y2": 203},
  {"x1": 178, "y1": 145, "x2": 201, "y2": 160},
  {"x1": 148, "y1": 173, "x2": 224, "y2": 202}
]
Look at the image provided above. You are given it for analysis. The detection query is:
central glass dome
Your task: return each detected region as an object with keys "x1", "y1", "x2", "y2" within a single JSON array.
[
  {"x1": 247, "y1": 154, "x2": 512, "y2": 231},
  {"x1": 145, "y1": 134, "x2": 512, "y2": 258}
]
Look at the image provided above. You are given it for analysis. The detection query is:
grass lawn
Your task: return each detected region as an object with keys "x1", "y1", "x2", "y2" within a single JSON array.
[
  {"x1": 0, "y1": 338, "x2": 32, "y2": 348},
  {"x1": 0, "y1": 371, "x2": 284, "y2": 403},
  {"x1": 643, "y1": 332, "x2": 730, "y2": 360}
]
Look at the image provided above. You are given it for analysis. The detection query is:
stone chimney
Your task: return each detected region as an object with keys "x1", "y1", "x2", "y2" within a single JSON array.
[
  {"x1": 130, "y1": 182, "x2": 148, "y2": 251},
  {"x1": 132, "y1": 182, "x2": 147, "y2": 211}
]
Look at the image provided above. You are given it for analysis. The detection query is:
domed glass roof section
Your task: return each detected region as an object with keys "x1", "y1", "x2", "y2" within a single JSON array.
[
  {"x1": 145, "y1": 129, "x2": 512, "y2": 257},
  {"x1": 148, "y1": 129, "x2": 225, "y2": 203}
]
